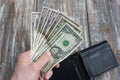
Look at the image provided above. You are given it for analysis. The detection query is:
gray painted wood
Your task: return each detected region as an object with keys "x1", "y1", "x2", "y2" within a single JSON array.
[
  {"x1": 0, "y1": 0, "x2": 120, "y2": 80},
  {"x1": 86, "y1": 0, "x2": 120, "y2": 80}
]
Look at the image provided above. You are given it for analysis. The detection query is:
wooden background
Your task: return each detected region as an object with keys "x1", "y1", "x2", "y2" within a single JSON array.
[{"x1": 0, "y1": 0, "x2": 120, "y2": 80}]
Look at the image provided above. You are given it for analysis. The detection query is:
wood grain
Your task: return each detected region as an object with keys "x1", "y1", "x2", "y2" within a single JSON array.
[
  {"x1": 0, "y1": 0, "x2": 120, "y2": 80},
  {"x1": 86, "y1": 0, "x2": 120, "y2": 80}
]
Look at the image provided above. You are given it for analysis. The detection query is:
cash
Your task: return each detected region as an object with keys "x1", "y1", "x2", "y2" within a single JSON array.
[{"x1": 31, "y1": 6, "x2": 83, "y2": 76}]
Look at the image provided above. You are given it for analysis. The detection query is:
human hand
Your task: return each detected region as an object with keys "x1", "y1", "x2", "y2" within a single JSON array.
[{"x1": 10, "y1": 50, "x2": 59, "y2": 80}]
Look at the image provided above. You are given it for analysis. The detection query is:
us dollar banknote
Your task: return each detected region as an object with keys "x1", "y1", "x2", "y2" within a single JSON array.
[
  {"x1": 31, "y1": 6, "x2": 83, "y2": 77},
  {"x1": 40, "y1": 23, "x2": 83, "y2": 76},
  {"x1": 33, "y1": 7, "x2": 49, "y2": 51},
  {"x1": 34, "y1": 9, "x2": 60, "y2": 54},
  {"x1": 32, "y1": 16, "x2": 82, "y2": 60},
  {"x1": 31, "y1": 12, "x2": 41, "y2": 56}
]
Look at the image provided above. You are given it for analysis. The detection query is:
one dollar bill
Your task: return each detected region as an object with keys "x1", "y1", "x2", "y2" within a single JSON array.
[
  {"x1": 31, "y1": 6, "x2": 83, "y2": 77},
  {"x1": 40, "y1": 23, "x2": 83, "y2": 76}
]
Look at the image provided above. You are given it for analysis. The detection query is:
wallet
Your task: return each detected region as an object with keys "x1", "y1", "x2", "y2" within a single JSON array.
[{"x1": 50, "y1": 41, "x2": 119, "y2": 80}]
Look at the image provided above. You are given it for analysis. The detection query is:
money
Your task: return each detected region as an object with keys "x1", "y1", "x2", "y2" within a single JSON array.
[
  {"x1": 31, "y1": 6, "x2": 83, "y2": 77},
  {"x1": 40, "y1": 23, "x2": 83, "y2": 76},
  {"x1": 34, "y1": 9, "x2": 59, "y2": 54},
  {"x1": 31, "y1": 12, "x2": 41, "y2": 56}
]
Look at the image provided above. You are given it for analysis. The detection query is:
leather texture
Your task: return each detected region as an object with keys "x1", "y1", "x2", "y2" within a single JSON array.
[{"x1": 50, "y1": 41, "x2": 119, "y2": 80}]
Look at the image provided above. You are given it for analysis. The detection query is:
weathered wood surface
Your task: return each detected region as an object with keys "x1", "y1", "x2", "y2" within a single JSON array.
[{"x1": 0, "y1": 0, "x2": 120, "y2": 80}]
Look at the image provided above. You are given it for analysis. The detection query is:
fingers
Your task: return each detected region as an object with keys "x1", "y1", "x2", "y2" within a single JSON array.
[
  {"x1": 40, "y1": 64, "x2": 60, "y2": 80},
  {"x1": 33, "y1": 51, "x2": 51, "y2": 71},
  {"x1": 41, "y1": 63, "x2": 59, "y2": 80},
  {"x1": 43, "y1": 70, "x2": 53, "y2": 80},
  {"x1": 55, "y1": 64, "x2": 60, "y2": 68}
]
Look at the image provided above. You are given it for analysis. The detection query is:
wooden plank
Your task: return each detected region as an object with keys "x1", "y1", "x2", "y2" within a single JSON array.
[
  {"x1": 0, "y1": 1, "x2": 7, "y2": 67},
  {"x1": 86, "y1": 0, "x2": 120, "y2": 80},
  {"x1": 0, "y1": 0, "x2": 9, "y2": 79},
  {"x1": 0, "y1": 0, "x2": 36, "y2": 80}
]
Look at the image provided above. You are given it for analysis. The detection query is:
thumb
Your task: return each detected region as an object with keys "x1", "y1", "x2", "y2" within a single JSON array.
[{"x1": 33, "y1": 51, "x2": 51, "y2": 70}]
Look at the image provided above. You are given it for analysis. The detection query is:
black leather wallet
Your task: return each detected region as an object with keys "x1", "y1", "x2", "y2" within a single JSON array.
[{"x1": 50, "y1": 41, "x2": 119, "y2": 80}]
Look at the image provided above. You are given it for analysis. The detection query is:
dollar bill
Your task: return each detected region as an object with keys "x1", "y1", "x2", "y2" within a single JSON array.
[
  {"x1": 33, "y1": 7, "x2": 49, "y2": 51},
  {"x1": 31, "y1": 12, "x2": 41, "y2": 56},
  {"x1": 32, "y1": 15, "x2": 83, "y2": 60},
  {"x1": 34, "y1": 9, "x2": 60, "y2": 54},
  {"x1": 40, "y1": 23, "x2": 83, "y2": 76},
  {"x1": 34, "y1": 10, "x2": 52, "y2": 52},
  {"x1": 32, "y1": 16, "x2": 82, "y2": 59},
  {"x1": 31, "y1": 7, "x2": 83, "y2": 77}
]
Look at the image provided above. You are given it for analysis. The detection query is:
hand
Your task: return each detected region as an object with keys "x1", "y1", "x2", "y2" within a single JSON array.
[{"x1": 10, "y1": 50, "x2": 60, "y2": 80}]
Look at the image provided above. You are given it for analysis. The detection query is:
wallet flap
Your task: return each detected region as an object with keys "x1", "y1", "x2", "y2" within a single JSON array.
[{"x1": 79, "y1": 41, "x2": 119, "y2": 79}]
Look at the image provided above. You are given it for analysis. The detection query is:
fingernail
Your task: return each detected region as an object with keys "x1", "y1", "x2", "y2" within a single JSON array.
[
  {"x1": 45, "y1": 70, "x2": 53, "y2": 80},
  {"x1": 46, "y1": 74, "x2": 51, "y2": 80}
]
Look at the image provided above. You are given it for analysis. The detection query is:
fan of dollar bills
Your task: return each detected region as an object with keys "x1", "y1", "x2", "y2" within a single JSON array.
[{"x1": 31, "y1": 6, "x2": 83, "y2": 76}]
